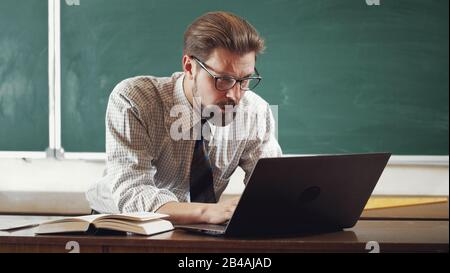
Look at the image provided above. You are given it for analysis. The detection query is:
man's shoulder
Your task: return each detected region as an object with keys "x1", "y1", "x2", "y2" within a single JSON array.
[{"x1": 109, "y1": 72, "x2": 183, "y2": 109}]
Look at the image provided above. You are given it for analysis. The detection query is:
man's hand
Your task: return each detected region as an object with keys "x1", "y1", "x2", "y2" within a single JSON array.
[
  {"x1": 200, "y1": 196, "x2": 240, "y2": 224},
  {"x1": 156, "y1": 196, "x2": 240, "y2": 225}
]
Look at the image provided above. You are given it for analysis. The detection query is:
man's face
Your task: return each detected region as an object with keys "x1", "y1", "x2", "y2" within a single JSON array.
[{"x1": 192, "y1": 48, "x2": 256, "y2": 124}]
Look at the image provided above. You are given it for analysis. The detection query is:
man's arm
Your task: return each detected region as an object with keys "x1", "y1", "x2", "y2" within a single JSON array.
[{"x1": 103, "y1": 80, "x2": 179, "y2": 213}]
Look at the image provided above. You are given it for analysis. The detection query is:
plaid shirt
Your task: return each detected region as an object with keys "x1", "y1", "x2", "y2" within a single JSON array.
[{"x1": 86, "y1": 72, "x2": 282, "y2": 213}]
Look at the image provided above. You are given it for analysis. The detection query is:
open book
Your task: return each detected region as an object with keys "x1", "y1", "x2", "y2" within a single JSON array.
[{"x1": 35, "y1": 212, "x2": 174, "y2": 236}]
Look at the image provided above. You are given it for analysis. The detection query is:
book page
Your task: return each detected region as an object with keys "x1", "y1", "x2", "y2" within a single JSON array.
[
  {"x1": 40, "y1": 214, "x2": 108, "y2": 225},
  {"x1": 96, "y1": 212, "x2": 169, "y2": 222}
]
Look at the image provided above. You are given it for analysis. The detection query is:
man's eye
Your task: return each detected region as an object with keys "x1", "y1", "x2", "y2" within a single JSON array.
[{"x1": 219, "y1": 77, "x2": 234, "y2": 82}]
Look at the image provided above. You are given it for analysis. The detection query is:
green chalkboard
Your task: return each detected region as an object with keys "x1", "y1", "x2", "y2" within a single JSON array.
[
  {"x1": 0, "y1": 0, "x2": 48, "y2": 151},
  {"x1": 61, "y1": 0, "x2": 449, "y2": 155}
]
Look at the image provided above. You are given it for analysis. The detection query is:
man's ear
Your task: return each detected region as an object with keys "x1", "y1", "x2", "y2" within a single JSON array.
[{"x1": 182, "y1": 55, "x2": 194, "y2": 80}]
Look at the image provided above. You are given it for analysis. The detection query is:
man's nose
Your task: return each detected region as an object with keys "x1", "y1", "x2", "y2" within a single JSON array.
[{"x1": 225, "y1": 84, "x2": 241, "y2": 104}]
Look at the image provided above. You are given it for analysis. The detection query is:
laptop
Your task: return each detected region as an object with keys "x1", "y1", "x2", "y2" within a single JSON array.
[{"x1": 176, "y1": 153, "x2": 391, "y2": 237}]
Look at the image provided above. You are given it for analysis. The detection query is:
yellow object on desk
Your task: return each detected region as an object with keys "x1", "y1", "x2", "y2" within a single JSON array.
[{"x1": 364, "y1": 196, "x2": 448, "y2": 210}]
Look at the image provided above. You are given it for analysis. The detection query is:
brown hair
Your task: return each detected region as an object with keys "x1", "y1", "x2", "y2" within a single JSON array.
[{"x1": 183, "y1": 11, "x2": 265, "y2": 61}]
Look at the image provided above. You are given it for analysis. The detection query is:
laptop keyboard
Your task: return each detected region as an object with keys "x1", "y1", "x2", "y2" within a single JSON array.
[
  {"x1": 175, "y1": 221, "x2": 229, "y2": 234},
  {"x1": 193, "y1": 223, "x2": 227, "y2": 231}
]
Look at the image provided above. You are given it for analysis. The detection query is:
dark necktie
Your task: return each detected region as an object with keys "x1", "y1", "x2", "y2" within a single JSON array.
[{"x1": 189, "y1": 120, "x2": 216, "y2": 203}]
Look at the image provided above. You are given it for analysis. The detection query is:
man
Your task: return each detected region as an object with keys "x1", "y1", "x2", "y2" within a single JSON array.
[{"x1": 86, "y1": 11, "x2": 282, "y2": 224}]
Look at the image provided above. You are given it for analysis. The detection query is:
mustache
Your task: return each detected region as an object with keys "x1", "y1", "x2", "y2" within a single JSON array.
[{"x1": 216, "y1": 99, "x2": 236, "y2": 109}]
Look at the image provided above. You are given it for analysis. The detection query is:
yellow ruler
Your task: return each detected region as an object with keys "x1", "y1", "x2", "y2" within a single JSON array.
[{"x1": 364, "y1": 196, "x2": 448, "y2": 210}]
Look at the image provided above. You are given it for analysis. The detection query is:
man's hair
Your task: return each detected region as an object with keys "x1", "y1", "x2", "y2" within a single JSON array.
[{"x1": 183, "y1": 11, "x2": 265, "y2": 61}]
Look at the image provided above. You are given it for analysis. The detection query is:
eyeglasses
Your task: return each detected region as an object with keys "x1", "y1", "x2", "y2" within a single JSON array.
[{"x1": 191, "y1": 56, "x2": 262, "y2": 92}]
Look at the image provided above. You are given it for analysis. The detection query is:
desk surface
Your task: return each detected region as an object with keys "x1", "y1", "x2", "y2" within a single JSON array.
[
  {"x1": 1, "y1": 200, "x2": 448, "y2": 253},
  {"x1": 0, "y1": 218, "x2": 448, "y2": 253}
]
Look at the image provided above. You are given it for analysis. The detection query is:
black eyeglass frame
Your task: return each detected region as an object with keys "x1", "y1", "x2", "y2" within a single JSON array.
[{"x1": 191, "y1": 55, "x2": 262, "y2": 92}]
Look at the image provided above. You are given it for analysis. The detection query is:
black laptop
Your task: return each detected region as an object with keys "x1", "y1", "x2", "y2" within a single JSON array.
[{"x1": 176, "y1": 153, "x2": 391, "y2": 237}]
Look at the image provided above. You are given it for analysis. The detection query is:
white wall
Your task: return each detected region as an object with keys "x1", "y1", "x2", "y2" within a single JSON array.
[{"x1": 0, "y1": 158, "x2": 448, "y2": 215}]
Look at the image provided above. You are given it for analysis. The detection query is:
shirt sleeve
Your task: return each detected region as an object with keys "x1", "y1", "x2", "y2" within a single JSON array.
[
  {"x1": 239, "y1": 103, "x2": 283, "y2": 185},
  {"x1": 101, "y1": 81, "x2": 179, "y2": 213}
]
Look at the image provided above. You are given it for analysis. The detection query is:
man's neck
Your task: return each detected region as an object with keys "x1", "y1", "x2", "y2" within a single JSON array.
[{"x1": 182, "y1": 75, "x2": 194, "y2": 107}]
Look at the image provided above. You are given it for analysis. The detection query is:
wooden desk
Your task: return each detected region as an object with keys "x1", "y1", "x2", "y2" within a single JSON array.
[
  {"x1": 1, "y1": 200, "x2": 448, "y2": 253},
  {"x1": 0, "y1": 217, "x2": 447, "y2": 253}
]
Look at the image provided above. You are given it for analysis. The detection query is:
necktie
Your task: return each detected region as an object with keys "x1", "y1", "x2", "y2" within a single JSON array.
[{"x1": 189, "y1": 120, "x2": 216, "y2": 203}]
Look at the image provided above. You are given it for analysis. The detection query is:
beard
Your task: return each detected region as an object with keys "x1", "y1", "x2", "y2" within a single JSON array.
[
  {"x1": 209, "y1": 98, "x2": 237, "y2": 127},
  {"x1": 192, "y1": 82, "x2": 237, "y2": 127}
]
